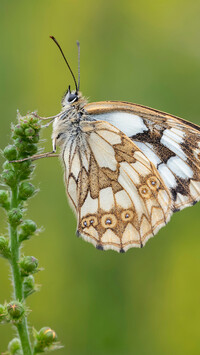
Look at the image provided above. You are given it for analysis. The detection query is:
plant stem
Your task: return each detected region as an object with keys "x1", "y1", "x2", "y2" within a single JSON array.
[
  {"x1": 9, "y1": 186, "x2": 32, "y2": 355},
  {"x1": 10, "y1": 187, "x2": 22, "y2": 300}
]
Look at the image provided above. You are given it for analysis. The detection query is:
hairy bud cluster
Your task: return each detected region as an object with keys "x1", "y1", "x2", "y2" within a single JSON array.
[
  {"x1": 8, "y1": 209, "x2": 22, "y2": 227},
  {"x1": 7, "y1": 301, "x2": 25, "y2": 321},
  {"x1": 1, "y1": 113, "x2": 61, "y2": 353},
  {"x1": 7, "y1": 337, "x2": 22, "y2": 355},
  {"x1": 33, "y1": 327, "x2": 60, "y2": 353},
  {"x1": 1, "y1": 114, "x2": 41, "y2": 189},
  {"x1": 19, "y1": 219, "x2": 37, "y2": 242},
  {"x1": 0, "y1": 190, "x2": 10, "y2": 210},
  {"x1": 23, "y1": 275, "x2": 38, "y2": 299},
  {"x1": 19, "y1": 256, "x2": 39, "y2": 276},
  {"x1": 0, "y1": 236, "x2": 11, "y2": 259}
]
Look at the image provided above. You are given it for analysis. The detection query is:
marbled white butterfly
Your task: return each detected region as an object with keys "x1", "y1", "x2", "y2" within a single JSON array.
[{"x1": 14, "y1": 37, "x2": 200, "y2": 253}]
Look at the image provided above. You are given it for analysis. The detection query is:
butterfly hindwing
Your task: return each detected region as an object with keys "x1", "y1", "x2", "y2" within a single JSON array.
[
  {"x1": 86, "y1": 101, "x2": 200, "y2": 212},
  {"x1": 63, "y1": 120, "x2": 172, "y2": 252}
]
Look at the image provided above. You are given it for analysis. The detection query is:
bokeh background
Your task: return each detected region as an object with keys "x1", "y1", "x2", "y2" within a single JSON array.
[{"x1": 0, "y1": 1, "x2": 200, "y2": 354}]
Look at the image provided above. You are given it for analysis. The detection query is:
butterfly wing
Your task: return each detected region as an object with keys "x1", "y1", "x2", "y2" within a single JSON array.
[
  {"x1": 85, "y1": 101, "x2": 200, "y2": 212},
  {"x1": 63, "y1": 119, "x2": 172, "y2": 252}
]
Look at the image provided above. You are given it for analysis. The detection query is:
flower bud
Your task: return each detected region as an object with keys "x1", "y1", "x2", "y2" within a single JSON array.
[
  {"x1": 8, "y1": 209, "x2": 22, "y2": 227},
  {"x1": 3, "y1": 145, "x2": 17, "y2": 161},
  {"x1": 13, "y1": 124, "x2": 24, "y2": 137},
  {"x1": 31, "y1": 122, "x2": 41, "y2": 131},
  {"x1": 21, "y1": 120, "x2": 29, "y2": 129},
  {"x1": 19, "y1": 255, "x2": 39, "y2": 276},
  {"x1": 24, "y1": 127, "x2": 35, "y2": 137},
  {"x1": 0, "y1": 236, "x2": 10, "y2": 258},
  {"x1": 19, "y1": 160, "x2": 32, "y2": 169},
  {"x1": 34, "y1": 327, "x2": 58, "y2": 352},
  {"x1": 31, "y1": 134, "x2": 40, "y2": 143},
  {"x1": 0, "y1": 190, "x2": 10, "y2": 210},
  {"x1": 14, "y1": 137, "x2": 24, "y2": 148},
  {"x1": 25, "y1": 143, "x2": 38, "y2": 155},
  {"x1": 18, "y1": 182, "x2": 35, "y2": 200},
  {"x1": 39, "y1": 327, "x2": 58, "y2": 344},
  {"x1": 28, "y1": 115, "x2": 40, "y2": 124},
  {"x1": 3, "y1": 160, "x2": 13, "y2": 170},
  {"x1": 23, "y1": 275, "x2": 35, "y2": 298},
  {"x1": 8, "y1": 337, "x2": 22, "y2": 354},
  {"x1": 1, "y1": 169, "x2": 16, "y2": 187},
  {"x1": 19, "y1": 220, "x2": 37, "y2": 242},
  {"x1": 16, "y1": 142, "x2": 29, "y2": 155},
  {"x1": 7, "y1": 301, "x2": 25, "y2": 320},
  {"x1": 18, "y1": 166, "x2": 34, "y2": 181},
  {"x1": 0, "y1": 304, "x2": 7, "y2": 322}
]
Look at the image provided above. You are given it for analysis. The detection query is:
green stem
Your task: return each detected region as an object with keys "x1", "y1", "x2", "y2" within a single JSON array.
[{"x1": 9, "y1": 186, "x2": 32, "y2": 355}]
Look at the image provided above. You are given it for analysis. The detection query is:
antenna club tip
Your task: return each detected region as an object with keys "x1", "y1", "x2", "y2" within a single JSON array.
[{"x1": 50, "y1": 35, "x2": 55, "y2": 40}]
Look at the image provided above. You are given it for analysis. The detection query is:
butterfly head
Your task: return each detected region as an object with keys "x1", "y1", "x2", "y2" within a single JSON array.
[{"x1": 62, "y1": 85, "x2": 79, "y2": 107}]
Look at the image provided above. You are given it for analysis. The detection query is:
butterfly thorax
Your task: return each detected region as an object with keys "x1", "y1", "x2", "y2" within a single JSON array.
[{"x1": 52, "y1": 94, "x2": 91, "y2": 150}]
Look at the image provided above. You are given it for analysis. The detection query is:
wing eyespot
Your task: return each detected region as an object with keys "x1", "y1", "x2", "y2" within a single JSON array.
[
  {"x1": 81, "y1": 218, "x2": 88, "y2": 228},
  {"x1": 101, "y1": 214, "x2": 117, "y2": 228},
  {"x1": 88, "y1": 216, "x2": 98, "y2": 226},
  {"x1": 147, "y1": 176, "x2": 160, "y2": 191},
  {"x1": 139, "y1": 185, "x2": 151, "y2": 198},
  {"x1": 121, "y1": 210, "x2": 134, "y2": 222},
  {"x1": 81, "y1": 216, "x2": 98, "y2": 228}
]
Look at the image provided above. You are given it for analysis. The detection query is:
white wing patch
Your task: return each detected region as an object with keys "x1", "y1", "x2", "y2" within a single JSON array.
[
  {"x1": 167, "y1": 156, "x2": 193, "y2": 179},
  {"x1": 88, "y1": 132, "x2": 117, "y2": 170},
  {"x1": 99, "y1": 187, "x2": 115, "y2": 211},
  {"x1": 94, "y1": 112, "x2": 148, "y2": 137},
  {"x1": 97, "y1": 130, "x2": 121, "y2": 144},
  {"x1": 133, "y1": 141, "x2": 162, "y2": 167},
  {"x1": 71, "y1": 151, "x2": 81, "y2": 180},
  {"x1": 158, "y1": 164, "x2": 177, "y2": 188},
  {"x1": 160, "y1": 129, "x2": 186, "y2": 160},
  {"x1": 115, "y1": 190, "x2": 132, "y2": 209},
  {"x1": 81, "y1": 193, "x2": 98, "y2": 218}
]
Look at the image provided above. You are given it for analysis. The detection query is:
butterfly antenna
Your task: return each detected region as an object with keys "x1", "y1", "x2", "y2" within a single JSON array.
[
  {"x1": 50, "y1": 36, "x2": 78, "y2": 93},
  {"x1": 77, "y1": 41, "x2": 80, "y2": 91}
]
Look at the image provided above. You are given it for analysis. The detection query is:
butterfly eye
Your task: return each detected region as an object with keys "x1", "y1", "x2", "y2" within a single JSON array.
[
  {"x1": 147, "y1": 176, "x2": 160, "y2": 191},
  {"x1": 139, "y1": 185, "x2": 151, "y2": 198},
  {"x1": 121, "y1": 210, "x2": 134, "y2": 222},
  {"x1": 62, "y1": 86, "x2": 78, "y2": 106},
  {"x1": 101, "y1": 214, "x2": 117, "y2": 229},
  {"x1": 68, "y1": 93, "x2": 78, "y2": 103}
]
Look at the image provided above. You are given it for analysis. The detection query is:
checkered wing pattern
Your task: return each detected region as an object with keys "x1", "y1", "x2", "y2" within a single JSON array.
[
  {"x1": 63, "y1": 120, "x2": 172, "y2": 252},
  {"x1": 86, "y1": 101, "x2": 200, "y2": 213}
]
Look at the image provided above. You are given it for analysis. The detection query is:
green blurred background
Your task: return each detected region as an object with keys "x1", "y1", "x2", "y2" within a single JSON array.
[{"x1": 0, "y1": 1, "x2": 200, "y2": 354}]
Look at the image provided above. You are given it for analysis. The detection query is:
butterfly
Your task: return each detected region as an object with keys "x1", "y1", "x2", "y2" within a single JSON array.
[{"x1": 16, "y1": 37, "x2": 200, "y2": 253}]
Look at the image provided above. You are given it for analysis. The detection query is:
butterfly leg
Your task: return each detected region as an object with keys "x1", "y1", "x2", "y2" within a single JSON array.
[
  {"x1": 10, "y1": 132, "x2": 59, "y2": 163},
  {"x1": 41, "y1": 118, "x2": 56, "y2": 128},
  {"x1": 9, "y1": 151, "x2": 59, "y2": 163},
  {"x1": 33, "y1": 112, "x2": 61, "y2": 121}
]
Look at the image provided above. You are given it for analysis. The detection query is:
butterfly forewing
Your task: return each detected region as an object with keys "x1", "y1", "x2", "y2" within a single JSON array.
[
  {"x1": 85, "y1": 101, "x2": 200, "y2": 212},
  {"x1": 63, "y1": 120, "x2": 172, "y2": 252}
]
